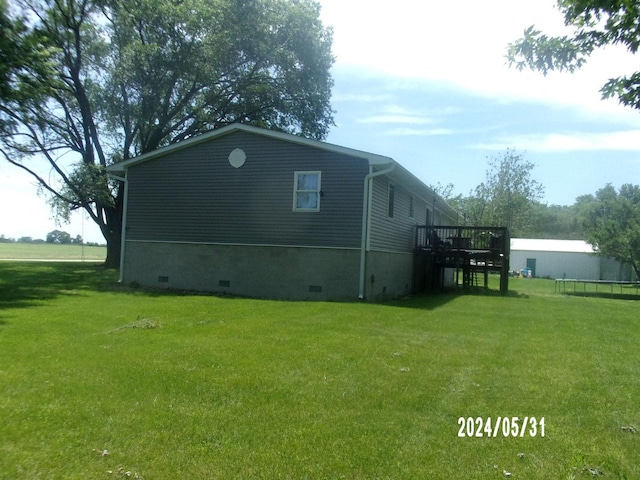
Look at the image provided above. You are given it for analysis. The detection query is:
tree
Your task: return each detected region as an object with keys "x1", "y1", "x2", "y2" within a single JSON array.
[
  {"x1": 0, "y1": 0, "x2": 54, "y2": 103},
  {"x1": 576, "y1": 183, "x2": 640, "y2": 279},
  {"x1": 456, "y1": 150, "x2": 544, "y2": 235},
  {"x1": 447, "y1": 194, "x2": 487, "y2": 227},
  {"x1": 430, "y1": 182, "x2": 455, "y2": 200},
  {"x1": 522, "y1": 202, "x2": 583, "y2": 239},
  {"x1": 0, "y1": 0, "x2": 334, "y2": 267},
  {"x1": 507, "y1": 1, "x2": 640, "y2": 110},
  {"x1": 46, "y1": 229, "x2": 72, "y2": 244}
]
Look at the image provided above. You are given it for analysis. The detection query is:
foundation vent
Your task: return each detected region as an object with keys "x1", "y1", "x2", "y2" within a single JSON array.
[
  {"x1": 309, "y1": 285, "x2": 323, "y2": 293},
  {"x1": 218, "y1": 280, "x2": 231, "y2": 287},
  {"x1": 158, "y1": 276, "x2": 169, "y2": 283}
]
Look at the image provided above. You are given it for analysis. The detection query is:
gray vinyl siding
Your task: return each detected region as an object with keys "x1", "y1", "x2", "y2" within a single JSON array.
[
  {"x1": 124, "y1": 131, "x2": 368, "y2": 248},
  {"x1": 368, "y1": 176, "x2": 427, "y2": 253}
]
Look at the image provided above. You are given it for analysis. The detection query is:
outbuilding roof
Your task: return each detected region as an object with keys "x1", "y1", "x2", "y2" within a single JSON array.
[{"x1": 510, "y1": 238, "x2": 595, "y2": 254}]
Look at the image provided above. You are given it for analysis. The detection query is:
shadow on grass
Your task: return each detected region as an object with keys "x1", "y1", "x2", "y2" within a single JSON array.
[
  {"x1": 0, "y1": 262, "x2": 532, "y2": 320},
  {"x1": 0, "y1": 261, "x2": 263, "y2": 311},
  {"x1": 0, "y1": 261, "x2": 119, "y2": 311},
  {"x1": 386, "y1": 285, "x2": 530, "y2": 310}
]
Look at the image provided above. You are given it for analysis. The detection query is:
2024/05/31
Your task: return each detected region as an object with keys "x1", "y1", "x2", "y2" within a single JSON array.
[{"x1": 458, "y1": 417, "x2": 545, "y2": 438}]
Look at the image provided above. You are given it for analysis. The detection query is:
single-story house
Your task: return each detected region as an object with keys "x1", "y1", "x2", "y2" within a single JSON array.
[
  {"x1": 107, "y1": 124, "x2": 459, "y2": 301},
  {"x1": 510, "y1": 238, "x2": 636, "y2": 281}
]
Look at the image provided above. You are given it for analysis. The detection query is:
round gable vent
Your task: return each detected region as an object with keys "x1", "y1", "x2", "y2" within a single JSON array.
[{"x1": 228, "y1": 148, "x2": 246, "y2": 168}]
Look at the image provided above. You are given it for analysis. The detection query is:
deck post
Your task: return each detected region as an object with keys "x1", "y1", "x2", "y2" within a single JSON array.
[{"x1": 500, "y1": 228, "x2": 510, "y2": 295}]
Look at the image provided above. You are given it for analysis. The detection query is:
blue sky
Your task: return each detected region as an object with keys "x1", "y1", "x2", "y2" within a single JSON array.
[
  {"x1": 319, "y1": 0, "x2": 640, "y2": 206},
  {"x1": 1, "y1": 0, "x2": 639, "y2": 243},
  {"x1": 325, "y1": 66, "x2": 640, "y2": 205}
]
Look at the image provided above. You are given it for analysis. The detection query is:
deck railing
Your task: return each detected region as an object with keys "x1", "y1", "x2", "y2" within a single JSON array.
[{"x1": 416, "y1": 225, "x2": 509, "y2": 253}]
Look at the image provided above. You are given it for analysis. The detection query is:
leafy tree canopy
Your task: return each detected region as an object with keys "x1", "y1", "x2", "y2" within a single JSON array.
[
  {"x1": 576, "y1": 183, "x2": 640, "y2": 279},
  {"x1": 450, "y1": 149, "x2": 544, "y2": 235},
  {"x1": 521, "y1": 202, "x2": 584, "y2": 239},
  {"x1": 0, "y1": 0, "x2": 334, "y2": 267},
  {"x1": 507, "y1": 0, "x2": 640, "y2": 110},
  {"x1": 46, "y1": 229, "x2": 71, "y2": 244}
]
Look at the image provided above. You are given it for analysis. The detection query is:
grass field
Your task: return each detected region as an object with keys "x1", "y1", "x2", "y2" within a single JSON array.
[
  {"x1": 0, "y1": 243, "x2": 106, "y2": 261},
  {"x1": 0, "y1": 263, "x2": 638, "y2": 479}
]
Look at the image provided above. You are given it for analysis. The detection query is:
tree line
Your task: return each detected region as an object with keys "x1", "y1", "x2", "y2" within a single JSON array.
[
  {"x1": 434, "y1": 150, "x2": 640, "y2": 279},
  {"x1": 0, "y1": 230, "x2": 103, "y2": 246}
]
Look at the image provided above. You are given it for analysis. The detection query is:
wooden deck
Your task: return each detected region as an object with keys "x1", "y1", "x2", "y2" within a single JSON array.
[{"x1": 414, "y1": 226, "x2": 510, "y2": 294}]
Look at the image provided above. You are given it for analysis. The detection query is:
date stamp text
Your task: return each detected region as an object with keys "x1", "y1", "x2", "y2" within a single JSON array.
[{"x1": 457, "y1": 416, "x2": 545, "y2": 438}]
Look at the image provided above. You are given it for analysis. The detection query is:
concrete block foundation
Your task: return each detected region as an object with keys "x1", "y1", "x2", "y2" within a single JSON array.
[{"x1": 122, "y1": 241, "x2": 362, "y2": 301}]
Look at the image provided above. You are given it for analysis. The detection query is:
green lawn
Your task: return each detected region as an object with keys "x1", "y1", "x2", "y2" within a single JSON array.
[
  {"x1": 0, "y1": 264, "x2": 638, "y2": 479},
  {"x1": 0, "y1": 243, "x2": 106, "y2": 261}
]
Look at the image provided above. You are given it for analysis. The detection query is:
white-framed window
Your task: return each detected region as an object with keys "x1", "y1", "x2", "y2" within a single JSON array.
[{"x1": 293, "y1": 171, "x2": 321, "y2": 212}]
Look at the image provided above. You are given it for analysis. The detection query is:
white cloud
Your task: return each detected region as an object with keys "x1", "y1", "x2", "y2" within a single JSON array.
[
  {"x1": 331, "y1": 92, "x2": 395, "y2": 103},
  {"x1": 354, "y1": 103, "x2": 466, "y2": 127},
  {"x1": 319, "y1": 0, "x2": 636, "y2": 115},
  {"x1": 358, "y1": 114, "x2": 434, "y2": 125},
  {"x1": 385, "y1": 127, "x2": 454, "y2": 137},
  {"x1": 355, "y1": 104, "x2": 435, "y2": 125},
  {"x1": 475, "y1": 130, "x2": 640, "y2": 153}
]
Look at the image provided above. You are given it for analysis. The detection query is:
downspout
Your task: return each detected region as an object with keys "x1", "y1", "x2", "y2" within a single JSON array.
[
  {"x1": 358, "y1": 163, "x2": 395, "y2": 299},
  {"x1": 110, "y1": 171, "x2": 129, "y2": 284}
]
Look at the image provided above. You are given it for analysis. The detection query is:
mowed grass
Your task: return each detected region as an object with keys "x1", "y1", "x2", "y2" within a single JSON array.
[
  {"x1": 0, "y1": 243, "x2": 106, "y2": 261},
  {"x1": 0, "y1": 263, "x2": 638, "y2": 479}
]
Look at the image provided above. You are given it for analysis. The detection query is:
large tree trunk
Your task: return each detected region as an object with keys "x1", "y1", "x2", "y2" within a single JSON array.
[
  {"x1": 102, "y1": 183, "x2": 124, "y2": 269},
  {"x1": 631, "y1": 259, "x2": 640, "y2": 282},
  {"x1": 104, "y1": 227, "x2": 122, "y2": 269}
]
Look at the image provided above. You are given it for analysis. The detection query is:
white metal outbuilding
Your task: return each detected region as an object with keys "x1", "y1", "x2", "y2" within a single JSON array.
[{"x1": 510, "y1": 238, "x2": 634, "y2": 281}]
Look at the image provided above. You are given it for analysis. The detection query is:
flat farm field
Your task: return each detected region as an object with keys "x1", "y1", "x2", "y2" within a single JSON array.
[{"x1": 0, "y1": 243, "x2": 106, "y2": 261}]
